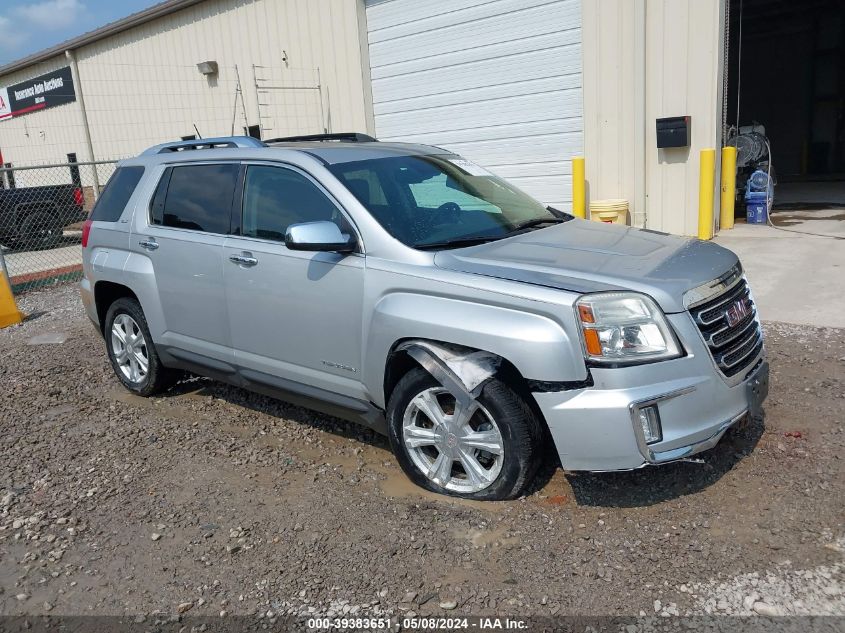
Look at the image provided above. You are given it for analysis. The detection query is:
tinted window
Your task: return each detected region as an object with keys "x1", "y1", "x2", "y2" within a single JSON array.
[
  {"x1": 158, "y1": 163, "x2": 238, "y2": 233},
  {"x1": 90, "y1": 166, "x2": 145, "y2": 222},
  {"x1": 149, "y1": 168, "x2": 171, "y2": 226},
  {"x1": 242, "y1": 166, "x2": 348, "y2": 242}
]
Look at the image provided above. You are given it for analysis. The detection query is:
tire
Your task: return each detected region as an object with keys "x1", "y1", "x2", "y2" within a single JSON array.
[
  {"x1": 17, "y1": 211, "x2": 62, "y2": 250},
  {"x1": 104, "y1": 298, "x2": 176, "y2": 397},
  {"x1": 387, "y1": 368, "x2": 543, "y2": 501}
]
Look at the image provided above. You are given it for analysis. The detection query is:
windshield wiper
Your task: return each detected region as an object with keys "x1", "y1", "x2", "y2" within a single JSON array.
[
  {"x1": 413, "y1": 212, "x2": 572, "y2": 250},
  {"x1": 412, "y1": 234, "x2": 504, "y2": 250},
  {"x1": 546, "y1": 205, "x2": 574, "y2": 218},
  {"x1": 508, "y1": 216, "x2": 566, "y2": 234},
  {"x1": 414, "y1": 216, "x2": 568, "y2": 250}
]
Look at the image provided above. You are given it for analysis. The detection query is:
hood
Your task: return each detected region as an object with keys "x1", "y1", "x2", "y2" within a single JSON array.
[{"x1": 434, "y1": 219, "x2": 739, "y2": 313}]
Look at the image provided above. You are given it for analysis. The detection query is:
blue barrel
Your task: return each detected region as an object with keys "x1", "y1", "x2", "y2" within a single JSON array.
[
  {"x1": 745, "y1": 191, "x2": 769, "y2": 224},
  {"x1": 745, "y1": 169, "x2": 773, "y2": 224}
]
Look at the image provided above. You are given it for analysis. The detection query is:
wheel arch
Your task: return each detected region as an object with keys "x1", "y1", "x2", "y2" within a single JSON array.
[
  {"x1": 94, "y1": 280, "x2": 139, "y2": 335},
  {"x1": 366, "y1": 292, "x2": 587, "y2": 409},
  {"x1": 383, "y1": 341, "x2": 423, "y2": 409},
  {"x1": 381, "y1": 338, "x2": 556, "y2": 452},
  {"x1": 383, "y1": 338, "x2": 536, "y2": 407}
]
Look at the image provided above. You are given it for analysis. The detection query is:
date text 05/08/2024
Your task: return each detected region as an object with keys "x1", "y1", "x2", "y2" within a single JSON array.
[{"x1": 307, "y1": 616, "x2": 529, "y2": 630}]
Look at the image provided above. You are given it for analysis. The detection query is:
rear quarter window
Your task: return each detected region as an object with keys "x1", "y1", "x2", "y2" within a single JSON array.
[{"x1": 89, "y1": 166, "x2": 145, "y2": 222}]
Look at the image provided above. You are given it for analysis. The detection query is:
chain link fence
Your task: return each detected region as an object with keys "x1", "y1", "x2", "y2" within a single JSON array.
[{"x1": 0, "y1": 160, "x2": 117, "y2": 293}]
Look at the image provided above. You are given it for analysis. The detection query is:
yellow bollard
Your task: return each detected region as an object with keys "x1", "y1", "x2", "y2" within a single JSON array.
[
  {"x1": 572, "y1": 156, "x2": 586, "y2": 219},
  {"x1": 697, "y1": 148, "x2": 716, "y2": 240},
  {"x1": 720, "y1": 146, "x2": 737, "y2": 230}
]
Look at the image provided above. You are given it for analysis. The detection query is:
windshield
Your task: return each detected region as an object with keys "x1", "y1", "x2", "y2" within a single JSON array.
[{"x1": 327, "y1": 154, "x2": 565, "y2": 248}]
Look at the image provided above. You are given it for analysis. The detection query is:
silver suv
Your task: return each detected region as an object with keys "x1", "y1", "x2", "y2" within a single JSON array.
[{"x1": 81, "y1": 134, "x2": 769, "y2": 501}]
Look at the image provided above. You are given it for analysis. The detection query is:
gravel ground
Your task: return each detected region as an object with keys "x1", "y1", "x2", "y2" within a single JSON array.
[{"x1": 0, "y1": 284, "x2": 843, "y2": 619}]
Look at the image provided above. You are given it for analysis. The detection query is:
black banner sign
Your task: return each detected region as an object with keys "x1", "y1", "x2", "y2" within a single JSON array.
[{"x1": 0, "y1": 66, "x2": 76, "y2": 120}]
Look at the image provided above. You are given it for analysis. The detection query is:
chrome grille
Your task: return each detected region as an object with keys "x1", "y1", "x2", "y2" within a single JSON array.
[{"x1": 688, "y1": 277, "x2": 763, "y2": 378}]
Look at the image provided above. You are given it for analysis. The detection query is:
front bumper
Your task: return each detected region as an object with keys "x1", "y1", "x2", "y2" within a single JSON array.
[{"x1": 533, "y1": 312, "x2": 767, "y2": 472}]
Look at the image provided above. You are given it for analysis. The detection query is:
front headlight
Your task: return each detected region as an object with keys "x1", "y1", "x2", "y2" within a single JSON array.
[{"x1": 575, "y1": 292, "x2": 682, "y2": 365}]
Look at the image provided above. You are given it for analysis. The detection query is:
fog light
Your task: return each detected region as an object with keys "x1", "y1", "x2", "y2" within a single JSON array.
[{"x1": 638, "y1": 405, "x2": 662, "y2": 444}]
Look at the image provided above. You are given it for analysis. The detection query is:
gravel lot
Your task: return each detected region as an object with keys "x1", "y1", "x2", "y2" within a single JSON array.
[{"x1": 0, "y1": 284, "x2": 843, "y2": 620}]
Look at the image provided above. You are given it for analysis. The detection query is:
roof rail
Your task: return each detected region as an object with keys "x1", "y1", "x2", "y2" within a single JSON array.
[
  {"x1": 265, "y1": 132, "x2": 378, "y2": 144},
  {"x1": 141, "y1": 136, "x2": 267, "y2": 155}
]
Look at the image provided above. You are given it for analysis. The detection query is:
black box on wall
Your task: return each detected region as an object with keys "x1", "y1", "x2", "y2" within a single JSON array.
[{"x1": 656, "y1": 116, "x2": 691, "y2": 148}]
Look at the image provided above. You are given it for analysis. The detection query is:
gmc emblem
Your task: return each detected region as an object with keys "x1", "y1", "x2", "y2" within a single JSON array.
[{"x1": 725, "y1": 298, "x2": 750, "y2": 327}]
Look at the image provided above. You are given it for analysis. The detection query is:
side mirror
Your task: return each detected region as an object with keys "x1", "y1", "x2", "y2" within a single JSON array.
[{"x1": 284, "y1": 221, "x2": 357, "y2": 253}]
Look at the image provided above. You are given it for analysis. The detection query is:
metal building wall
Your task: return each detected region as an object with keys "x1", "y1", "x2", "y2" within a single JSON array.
[
  {"x1": 582, "y1": 0, "x2": 726, "y2": 235},
  {"x1": 0, "y1": 0, "x2": 370, "y2": 170},
  {"x1": 581, "y1": 0, "x2": 647, "y2": 228}
]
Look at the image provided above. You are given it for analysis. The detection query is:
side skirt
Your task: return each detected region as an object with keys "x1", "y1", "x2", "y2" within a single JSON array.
[{"x1": 158, "y1": 347, "x2": 387, "y2": 435}]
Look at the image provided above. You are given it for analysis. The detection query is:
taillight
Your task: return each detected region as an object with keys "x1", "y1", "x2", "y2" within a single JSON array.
[
  {"x1": 81, "y1": 219, "x2": 92, "y2": 248},
  {"x1": 73, "y1": 187, "x2": 84, "y2": 206}
]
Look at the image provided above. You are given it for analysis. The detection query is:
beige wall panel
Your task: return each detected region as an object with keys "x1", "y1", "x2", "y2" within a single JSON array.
[
  {"x1": 582, "y1": 0, "x2": 645, "y2": 226},
  {"x1": 583, "y1": 0, "x2": 725, "y2": 235},
  {"x1": 645, "y1": 0, "x2": 723, "y2": 236}
]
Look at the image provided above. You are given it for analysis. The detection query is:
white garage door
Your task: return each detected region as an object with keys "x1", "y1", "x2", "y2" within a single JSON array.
[{"x1": 365, "y1": 0, "x2": 583, "y2": 210}]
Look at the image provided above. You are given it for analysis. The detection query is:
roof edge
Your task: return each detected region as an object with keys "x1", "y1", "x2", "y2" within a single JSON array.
[{"x1": 0, "y1": 0, "x2": 206, "y2": 78}]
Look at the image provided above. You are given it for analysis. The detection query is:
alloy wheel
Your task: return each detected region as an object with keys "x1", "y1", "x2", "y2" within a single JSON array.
[
  {"x1": 402, "y1": 387, "x2": 504, "y2": 493},
  {"x1": 111, "y1": 313, "x2": 149, "y2": 383}
]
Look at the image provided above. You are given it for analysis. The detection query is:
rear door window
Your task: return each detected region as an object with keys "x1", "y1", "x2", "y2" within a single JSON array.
[
  {"x1": 153, "y1": 163, "x2": 238, "y2": 233},
  {"x1": 90, "y1": 166, "x2": 145, "y2": 222}
]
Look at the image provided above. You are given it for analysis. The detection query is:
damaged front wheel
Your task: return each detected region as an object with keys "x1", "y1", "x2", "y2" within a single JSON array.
[{"x1": 387, "y1": 368, "x2": 543, "y2": 500}]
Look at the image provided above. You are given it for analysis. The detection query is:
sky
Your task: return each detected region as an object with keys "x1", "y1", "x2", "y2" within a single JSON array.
[{"x1": 0, "y1": 0, "x2": 159, "y2": 65}]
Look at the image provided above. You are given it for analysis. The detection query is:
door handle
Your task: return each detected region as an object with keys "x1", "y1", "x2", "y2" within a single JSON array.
[
  {"x1": 229, "y1": 253, "x2": 258, "y2": 267},
  {"x1": 139, "y1": 239, "x2": 159, "y2": 251}
]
